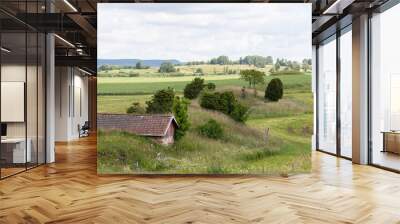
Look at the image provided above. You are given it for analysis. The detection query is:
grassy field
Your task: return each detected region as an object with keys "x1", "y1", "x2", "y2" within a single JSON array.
[
  {"x1": 97, "y1": 64, "x2": 313, "y2": 175},
  {"x1": 98, "y1": 64, "x2": 273, "y2": 77},
  {"x1": 98, "y1": 73, "x2": 311, "y2": 95},
  {"x1": 99, "y1": 74, "x2": 240, "y2": 83},
  {"x1": 98, "y1": 95, "x2": 152, "y2": 114}
]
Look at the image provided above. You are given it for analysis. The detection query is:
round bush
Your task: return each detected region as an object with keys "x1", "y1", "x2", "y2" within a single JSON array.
[
  {"x1": 200, "y1": 92, "x2": 220, "y2": 110},
  {"x1": 218, "y1": 91, "x2": 236, "y2": 114},
  {"x1": 206, "y1": 82, "x2": 216, "y2": 90},
  {"x1": 230, "y1": 103, "x2": 249, "y2": 122},
  {"x1": 265, "y1": 78, "x2": 283, "y2": 101},
  {"x1": 198, "y1": 119, "x2": 224, "y2": 139}
]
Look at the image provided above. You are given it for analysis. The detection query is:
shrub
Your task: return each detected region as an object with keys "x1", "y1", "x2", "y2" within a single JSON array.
[
  {"x1": 198, "y1": 119, "x2": 224, "y2": 139},
  {"x1": 200, "y1": 91, "x2": 236, "y2": 113},
  {"x1": 199, "y1": 91, "x2": 249, "y2": 123},
  {"x1": 265, "y1": 78, "x2": 283, "y2": 101},
  {"x1": 184, "y1": 77, "x2": 205, "y2": 99},
  {"x1": 230, "y1": 103, "x2": 250, "y2": 122},
  {"x1": 219, "y1": 91, "x2": 236, "y2": 114},
  {"x1": 173, "y1": 97, "x2": 190, "y2": 141},
  {"x1": 200, "y1": 92, "x2": 220, "y2": 110},
  {"x1": 206, "y1": 82, "x2": 216, "y2": 90},
  {"x1": 146, "y1": 87, "x2": 175, "y2": 113},
  {"x1": 126, "y1": 102, "x2": 145, "y2": 114}
]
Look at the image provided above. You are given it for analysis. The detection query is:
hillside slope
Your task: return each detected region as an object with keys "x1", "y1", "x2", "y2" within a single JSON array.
[{"x1": 98, "y1": 101, "x2": 311, "y2": 175}]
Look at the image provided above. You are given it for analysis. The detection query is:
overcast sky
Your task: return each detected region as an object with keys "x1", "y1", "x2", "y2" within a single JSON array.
[{"x1": 98, "y1": 4, "x2": 311, "y2": 62}]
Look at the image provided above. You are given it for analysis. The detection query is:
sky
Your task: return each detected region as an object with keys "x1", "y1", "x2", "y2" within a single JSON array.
[{"x1": 98, "y1": 4, "x2": 311, "y2": 62}]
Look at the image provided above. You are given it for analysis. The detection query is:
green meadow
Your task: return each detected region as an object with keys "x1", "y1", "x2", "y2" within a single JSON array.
[
  {"x1": 97, "y1": 64, "x2": 312, "y2": 175},
  {"x1": 98, "y1": 73, "x2": 310, "y2": 95}
]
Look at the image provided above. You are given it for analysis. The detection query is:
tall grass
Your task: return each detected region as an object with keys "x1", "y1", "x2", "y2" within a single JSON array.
[{"x1": 98, "y1": 103, "x2": 311, "y2": 175}]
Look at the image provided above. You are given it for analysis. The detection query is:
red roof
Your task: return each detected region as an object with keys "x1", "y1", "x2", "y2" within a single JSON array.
[{"x1": 97, "y1": 114, "x2": 178, "y2": 137}]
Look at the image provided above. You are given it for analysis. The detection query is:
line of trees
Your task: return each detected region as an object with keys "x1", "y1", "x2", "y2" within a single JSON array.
[
  {"x1": 208, "y1": 55, "x2": 273, "y2": 68},
  {"x1": 98, "y1": 63, "x2": 150, "y2": 72},
  {"x1": 185, "y1": 55, "x2": 311, "y2": 71},
  {"x1": 273, "y1": 58, "x2": 312, "y2": 72},
  {"x1": 239, "y1": 55, "x2": 273, "y2": 68},
  {"x1": 98, "y1": 64, "x2": 137, "y2": 71},
  {"x1": 99, "y1": 56, "x2": 312, "y2": 73}
]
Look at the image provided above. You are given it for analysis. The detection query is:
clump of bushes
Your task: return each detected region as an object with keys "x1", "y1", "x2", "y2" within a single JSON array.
[
  {"x1": 184, "y1": 78, "x2": 205, "y2": 99},
  {"x1": 265, "y1": 78, "x2": 283, "y2": 101},
  {"x1": 200, "y1": 91, "x2": 235, "y2": 113},
  {"x1": 230, "y1": 103, "x2": 250, "y2": 122},
  {"x1": 200, "y1": 91, "x2": 249, "y2": 122},
  {"x1": 219, "y1": 91, "x2": 236, "y2": 114},
  {"x1": 206, "y1": 82, "x2": 216, "y2": 91},
  {"x1": 198, "y1": 119, "x2": 224, "y2": 139},
  {"x1": 126, "y1": 102, "x2": 145, "y2": 114},
  {"x1": 199, "y1": 92, "x2": 220, "y2": 110}
]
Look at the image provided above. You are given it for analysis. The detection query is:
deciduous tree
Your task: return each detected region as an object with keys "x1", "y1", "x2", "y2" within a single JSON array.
[
  {"x1": 146, "y1": 88, "x2": 175, "y2": 113},
  {"x1": 240, "y1": 69, "x2": 265, "y2": 96},
  {"x1": 158, "y1": 62, "x2": 176, "y2": 73}
]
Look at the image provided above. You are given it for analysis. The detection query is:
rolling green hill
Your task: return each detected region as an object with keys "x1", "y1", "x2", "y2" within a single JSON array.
[{"x1": 97, "y1": 63, "x2": 313, "y2": 175}]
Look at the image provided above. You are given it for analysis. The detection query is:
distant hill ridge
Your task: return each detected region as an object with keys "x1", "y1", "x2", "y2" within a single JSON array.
[{"x1": 97, "y1": 59, "x2": 182, "y2": 68}]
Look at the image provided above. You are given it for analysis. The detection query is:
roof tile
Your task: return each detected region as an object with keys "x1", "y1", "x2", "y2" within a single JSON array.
[{"x1": 97, "y1": 114, "x2": 177, "y2": 137}]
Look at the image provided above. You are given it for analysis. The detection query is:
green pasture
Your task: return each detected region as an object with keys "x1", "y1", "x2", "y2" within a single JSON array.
[
  {"x1": 98, "y1": 74, "x2": 311, "y2": 95},
  {"x1": 98, "y1": 64, "x2": 273, "y2": 77}
]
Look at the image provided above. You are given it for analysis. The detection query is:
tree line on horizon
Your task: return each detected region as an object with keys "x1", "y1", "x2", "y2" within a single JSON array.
[
  {"x1": 186, "y1": 55, "x2": 274, "y2": 68},
  {"x1": 98, "y1": 55, "x2": 312, "y2": 72},
  {"x1": 185, "y1": 55, "x2": 311, "y2": 70}
]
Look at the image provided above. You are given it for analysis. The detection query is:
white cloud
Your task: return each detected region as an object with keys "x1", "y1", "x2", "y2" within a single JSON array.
[{"x1": 98, "y1": 3, "x2": 312, "y2": 62}]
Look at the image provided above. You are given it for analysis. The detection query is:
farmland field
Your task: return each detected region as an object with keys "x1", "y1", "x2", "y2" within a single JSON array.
[
  {"x1": 98, "y1": 64, "x2": 272, "y2": 77},
  {"x1": 97, "y1": 64, "x2": 313, "y2": 175},
  {"x1": 98, "y1": 73, "x2": 311, "y2": 95}
]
